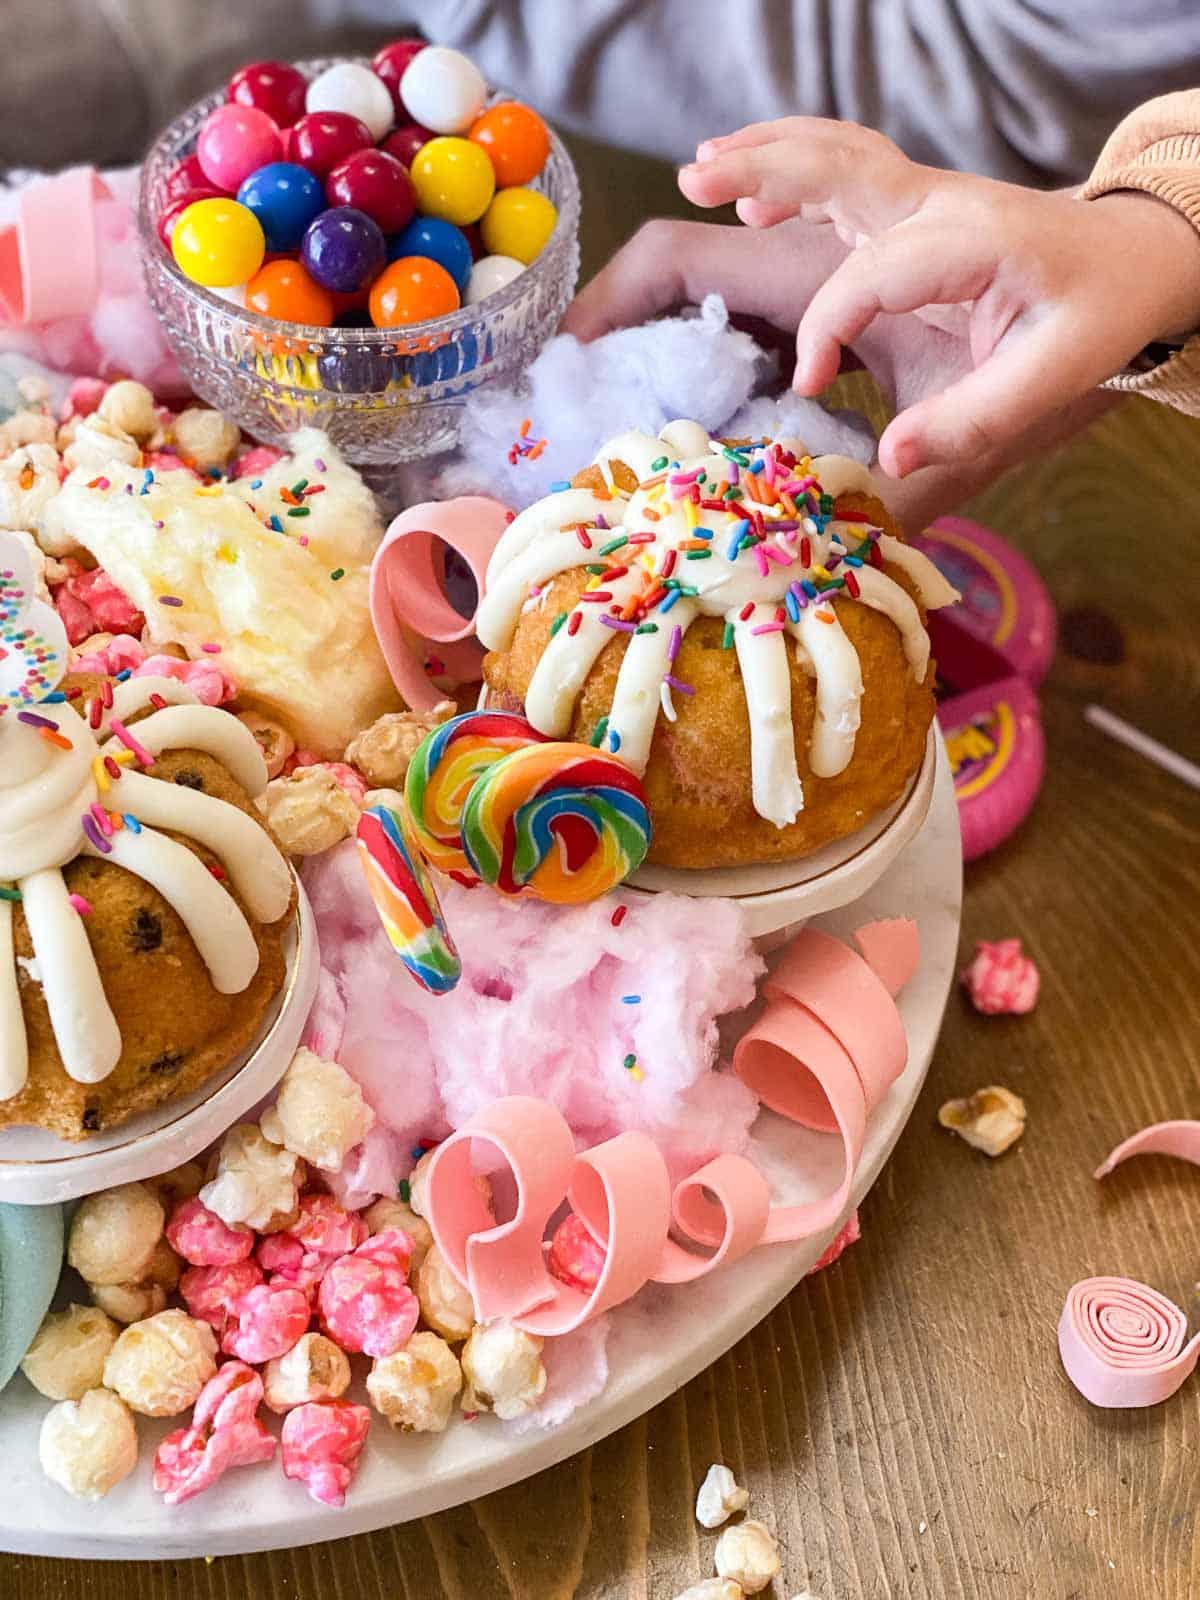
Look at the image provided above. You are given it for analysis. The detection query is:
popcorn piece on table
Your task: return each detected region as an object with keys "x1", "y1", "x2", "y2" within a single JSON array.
[
  {"x1": 695, "y1": 1463, "x2": 750, "y2": 1530},
  {"x1": 260, "y1": 765, "x2": 363, "y2": 856},
  {"x1": 237, "y1": 711, "x2": 296, "y2": 779},
  {"x1": 344, "y1": 701, "x2": 457, "y2": 788},
  {"x1": 89, "y1": 1237, "x2": 182, "y2": 1326},
  {"x1": 367, "y1": 1331, "x2": 462, "y2": 1433},
  {"x1": 166, "y1": 1195, "x2": 255, "y2": 1266},
  {"x1": 460, "y1": 1320, "x2": 547, "y2": 1421},
  {"x1": 671, "y1": 1582, "x2": 746, "y2": 1600},
  {"x1": 97, "y1": 380, "x2": 159, "y2": 443},
  {"x1": 363, "y1": 1196, "x2": 433, "y2": 1271},
  {"x1": 938, "y1": 1086, "x2": 1027, "y2": 1157},
  {"x1": 960, "y1": 938, "x2": 1040, "y2": 1015},
  {"x1": 102, "y1": 1308, "x2": 217, "y2": 1417},
  {"x1": 221, "y1": 1281, "x2": 312, "y2": 1363},
  {"x1": 318, "y1": 1230, "x2": 418, "y2": 1358},
  {"x1": 547, "y1": 1212, "x2": 606, "y2": 1292},
  {"x1": 68, "y1": 1182, "x2": 165, "y2": 1287},
  {"x1": 714, "y1": 1520, "x2": 782, "y2": 1595},
  {"x1": 260, "y1": 1047, "x2": 376, "y2": 1172},
  {"x1": 171, "y1": 407, "x2": 241, "y2": 473},
  {"x1": 143, "y1": 1161, "x2": 205, "y2": 1211},
  {"x1": 281, "y1": 1400, "x2": 372, "y2": 1508},
  {"x1": 199, "y1": 1123, "x2": 305, "y2": 1233},
  {"x1": 39, "y1": 1388, "x2": 138, "y2": 1502},
  {"x1": 263, "y1": 1332, "x2": 352, "y2": 1414},
  {"x1": 153, "y1": 1362, "x2": 276, "y2": 1506},
  {"x1": 180, "y1": 1259, "x2": 265, "y2": 1336},
  {"x1": 21, "y1": 1305, "x2": 120, "y2": 1401},
  {"x1": 416, "y1": 1243, "x2": 476, "y2": 1344}
]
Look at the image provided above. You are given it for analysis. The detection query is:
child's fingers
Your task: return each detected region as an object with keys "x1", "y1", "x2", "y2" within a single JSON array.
[{"x1": 696, "y1": 117, "x2": 835, "y2": 163}]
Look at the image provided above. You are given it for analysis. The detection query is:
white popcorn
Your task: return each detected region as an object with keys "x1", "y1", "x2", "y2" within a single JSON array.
[
  {"x1": 416, "y1": 1244, "x2": 476, "y2": 1343},
  {"x1": 102, "y1": 1309, "x2": 217, "y2": 1417},
  {"x1": 0, "y1": 407, "x2": 56, "y2": 453},
  {"x1": 260, "y1": 766, "x2": 361, "y2": 856},
  {"x1": 672, "y1": 1582, "x2": 745, "y2": 1600},
  {"x1": 367, "y1": 1332, "x2": 462, "y2": 1433},
  {"x1": 87, "y1": 1238, "x2": 182, "y2": 1326},
  {"x1": 61, "y1": 413, "x2": 141, "y2": 474},
  {"x1": 21, "y1": 1305, "x2": 120, "y2": 1401},
  {"x1": 344, "y1": 701, "x2": 456, "y2": 787},
  {"x1": 67, "y1": 1182, "x2": 164, "y2": 1286},
  {"x1": 938, "y1": 1086, "x2": 1027, "y2": 1157},
  {"x1": 199, "y1": 1122, "x2": 304, "y2": 1232},
  {"x1": 143, "y1": 1161, "x2": 205, "y2": 1212},
  {"x1": 363, "y1": 1197, "x2": 433, "y2": 1271},
  {"x1": 98, "y1": 380, "x2": 159, "y2": 442},
  {"x1": 696, "y1": 1463, "x2": 751, "y2": 1529},
  {"x1": 236, "y1": 711, "x2": 295, "y2": 779},
  {"x1": 460, "y1": 1320, "x2": 547, "y2": 1420},
  {"x1": 0, "y1": 443, "x2": 62, "y2": 542},
  {"x1": 171, "y1": 407, "x2": 241, "y2": 472},
  {"x1": 262, "y1": 1333, "x2": 351, "y2": 1414},
  {"x1": 39, "y1": 1388, "x2": 138, "y2": 1501},
  {"x1": 714, "y1": 1521, "x2": 781, "y2": 1595},
  {"x1": 260, "y1": 1047, "x2": 375, "y2": 1172}
]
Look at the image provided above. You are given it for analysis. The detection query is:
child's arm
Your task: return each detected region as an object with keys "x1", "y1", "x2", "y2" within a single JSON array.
[{"x1": 679, "y1": 105, "x2": 1200, "y2": 480}]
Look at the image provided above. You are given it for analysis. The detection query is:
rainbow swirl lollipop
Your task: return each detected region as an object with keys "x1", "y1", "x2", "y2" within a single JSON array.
[
  {"x1": 404, "y1": 709, "x2": 549, "y2": 880},
  {"x1": 355, "y1": 803, "x2": 461, "y2": 994},
  {"x1": 461, "y1": 742, "x2": 652, "y2": 904}
]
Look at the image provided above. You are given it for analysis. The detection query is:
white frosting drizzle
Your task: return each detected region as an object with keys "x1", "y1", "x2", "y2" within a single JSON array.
[
  {"x1": 21, "y1": 867, "x2": 122, "y2": 1083},
  {"x1": 482, "y1": 421, "x2": 958, "y2": 829},
  {"x1": 101, "y1": 703, "x2": 271, "y2": 798},
  {"x1": 101, "y1": 676, "x2": 200, "y2": 731},
  {"x1": 0, "y1": 897, "x2": 27, "y2": 1099}
]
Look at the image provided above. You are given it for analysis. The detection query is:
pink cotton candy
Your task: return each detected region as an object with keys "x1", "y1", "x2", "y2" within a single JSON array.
[
  {"x1": 167, "y1": 1196, "x2": 254, "y2": 1267},
  {"x1": 180, "y1": 1259, "x2": 265, "y2": 1335},
  {"x1": 960, "y1": 938, "x2": 1040, "y2": 1015},
  {"x1": 222, "y1": 1281, "x2": 311, "y2": 1363},
  {"x1": 52, "y1": 560, "x2": 144, "y2": 645},
  {"x1": 232, "y1": 445, "x2": 285, "y2": 479},
  {"x1": 153, "y1": 1362, "x2": 276, "y2": 1505},
  {"x1": 280, "y1": 1400, "x2": 371, "y2": 1507},
  {"x1": 317, "y1": 1230, "x2": 417, "y2": 1357}
]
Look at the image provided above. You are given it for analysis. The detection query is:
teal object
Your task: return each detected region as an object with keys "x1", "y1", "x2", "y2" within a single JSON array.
[{"x1": 0, "y1": 1202, "x2": 64, "y2": 1392}]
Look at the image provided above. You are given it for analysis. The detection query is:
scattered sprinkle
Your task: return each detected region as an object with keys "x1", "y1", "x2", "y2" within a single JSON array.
[
  {"x1": 621, "y1": 995, "x2": 641, "y2": 1005},
  {"x1": 550, "y1": 611, "x2": 568, "y2": 636},
  {"x1": 590, "y1": 715, "x2": 609, "y2": 748},
  {"x1": 158, "y1": 595, "x2": 183, "y2": 607},
  {"x1": 330, "y1": 568, "x2": 345, "y2": 581},
  {"x1": 611, "y1": 904, "x2": 628, "y2": 927},
  {"x1": 0, "y1": 886, "x2": 21, "y2": 903},
  {"x1": 67, "y1": 894, "x2": 93, "y2": 917}
]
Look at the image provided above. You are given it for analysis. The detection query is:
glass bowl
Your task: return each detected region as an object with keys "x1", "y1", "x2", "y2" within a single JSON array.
[{"x1": 137, "y1": 60, "x2": 581, "y2": 465}]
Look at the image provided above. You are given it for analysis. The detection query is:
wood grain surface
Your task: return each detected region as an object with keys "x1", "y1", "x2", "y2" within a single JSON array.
[{"x1": 3, "y1": 125, "x2": 1200, "y2": 1600}]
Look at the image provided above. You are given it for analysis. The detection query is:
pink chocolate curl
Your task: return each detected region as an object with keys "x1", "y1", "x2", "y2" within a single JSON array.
[
  {"x1": 280, "y1": 1400, "x2": 371, "y2": 1507},
  {"x1": 167, "y1": 1196, "x2": 255, "y2": 1267},
  {"x1": 222, "y1": 1281, "x2": 311, "y2": 1363},
  {"x1": 960, "y1": 938, "x2": 1040, "y2": 1015},
  {"x1": 153, "y1": 1362, "x2": 276, "y2": 1505},
  {"x1": 317, "y1": 1230, "x2": 417, "y2": 1357}
]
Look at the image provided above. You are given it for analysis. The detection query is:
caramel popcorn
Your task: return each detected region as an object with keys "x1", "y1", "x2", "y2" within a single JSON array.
[
  {"x1": 143, "y1": 1161, "x2": 206, "y2": 1211},
  {"x1": 199, "y1": 1123, "x2": 304, "y2": 1232},
  {"x1": 67, "y1": 1182, "x2": 164, "y2": 1287},
  {"x1": 102, "y1": 1309, "x2": 217, "y2": 1417},
  {"x1": 460, "y1": 1320, "x2": 546, "y2": 1420},
  {"x1": 714, "y1": 1520, "x2": 782, "y2": 1595},
  {"x1": 260, "y1": 1047, "x2": 375, "y2": 1173},
  {"x1": 262, "y1": 1332, "x2": 352, "y2": 1414},
  {"x1": 367, "y1": 1331, "x2": 463, "y2": 1433},
  {"x1": 416, "y1": 1244, "x2": 476, "y2": 1343},
  {"x1": 39, "y1": 1388, "x2": 138, "y2": 1501},
  {"x1": 938, "y1": 1085, "x2": 1027, "y2": 1156},
  {"x1": 260, "y1": 766, "x2": 361, "y2": 856},
  {"x1": 236, "y1": 711, "x2": 296, "y2": 779},
  {"x1": 344, "y1": 701, "x2": 456, "y2": 787},
  {"x1": 21, "y1": 1305, "x2": 120, "y2": 1401}
]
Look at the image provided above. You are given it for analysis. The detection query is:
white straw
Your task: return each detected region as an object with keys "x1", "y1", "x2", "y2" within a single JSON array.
[{"x1": 1084, "y1": 705, "x2": 1200, "y2": 791}]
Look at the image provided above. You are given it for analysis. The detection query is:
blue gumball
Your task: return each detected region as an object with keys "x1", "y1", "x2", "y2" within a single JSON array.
[
  {"x1": 387, "y1": 216, "x2": 472, "y2": 293},
  {"x1": 237, "y1": 162, "x2": 326, "y2": 252}
]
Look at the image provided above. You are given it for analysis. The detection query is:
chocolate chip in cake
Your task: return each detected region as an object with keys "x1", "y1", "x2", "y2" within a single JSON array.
[
  {"x1": 127, "y1": 907, "x2": 163, "y2": 953},
  {"x1": 81, "y1": 1107, "x2": 100, "y2": 1131},
  {"x1": 173, "y1": 769, "x2": 206, "y2": 790},
  {"x1": 147, "y1": 1051, "x2": 185, "y2": 1076}
]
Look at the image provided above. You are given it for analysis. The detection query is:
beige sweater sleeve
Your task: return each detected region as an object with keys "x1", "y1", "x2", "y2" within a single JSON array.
[{"x1": 1079, "y1": 90, "x2": 1200, "y2": 414}]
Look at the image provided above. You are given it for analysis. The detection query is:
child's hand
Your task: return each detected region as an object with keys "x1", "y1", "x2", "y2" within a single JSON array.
[{"x1": 680, "y1": 117, "x2": 1200, "y2": 478}]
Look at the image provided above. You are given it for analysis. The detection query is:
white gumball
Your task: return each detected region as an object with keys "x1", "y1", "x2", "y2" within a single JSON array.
[
  {"x1": 465, "y1": 254, "x2": 526, "y2": 306},
  {"x1": 399, "y1": 47, "x2": 487, "y2": 135},
  {"x1": 306, "y1": 62, "x2": 394, "y2": 143}
]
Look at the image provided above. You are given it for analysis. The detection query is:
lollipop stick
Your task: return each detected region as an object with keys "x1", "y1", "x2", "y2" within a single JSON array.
[{"x1": 1084, "y1": 705, "x2": 1200, "y2": 792}]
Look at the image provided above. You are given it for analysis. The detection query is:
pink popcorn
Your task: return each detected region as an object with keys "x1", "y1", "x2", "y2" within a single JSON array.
[
  {"x1": 280, "y1": 1400, "x2": 371, "y2": 1507},
  {"x1": 283, "y1": 753, "x2": 368, "y2": 804},
  {"x1": 63, "y1": 377, "x2": 109, "y2": 420},
  {"x1": 142, "y1": 448, "x2": 200, "y2": 478},
  {"x1": 221, "y1": 1281, "x2": 311, "y2": 1363},
  {"x1": 257, "y1": 1194, "x2": 369, "y2": 1298},
  {"x1": 70, "y1": 632, "x2": 146, "y2": 677},
  {"x1": 52, "y1": 560, "x2": 144, "y2": 646},
  {"x1": 317, "y1": 1231, "x2": 417, "y2": 1358},
  {"x1": 153, "y1": 1362, "x2": 276, "y2": 1506},
  {"x1": 547, "y1": 1213, "x2": 606, "y2": 1293},
  {"x1": 232, "y1": 444, "x2": 285, "y2": 479},
  {"x1": 180, "y1": 1259, "x2": 264, "y2": 1335},
  {"x1": 960, "y1": 938, "x2": 1040, "y2": 1016},
  {"x1": 167, "y1": 1196, "x2": 254, "y2": 1267},
  {"x1": 136, "y1": 653, "x2": 237, "y2": 707}
]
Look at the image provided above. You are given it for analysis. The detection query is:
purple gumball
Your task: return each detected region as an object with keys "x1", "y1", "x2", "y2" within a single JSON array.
[{"x1": 300, "y1": 206, "x2": 386, "y2": 294}]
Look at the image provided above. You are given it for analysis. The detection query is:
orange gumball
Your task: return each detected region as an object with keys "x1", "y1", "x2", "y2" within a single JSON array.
[
  {"x1": 369, "y1": 256, "x2": 461, "y2": 327},
  {"x1": 245, "y1": 257, "x2": 335, "y2": 326},
  {"x1": 469, "y1": 101, "x2": 551, "y2": 188}
]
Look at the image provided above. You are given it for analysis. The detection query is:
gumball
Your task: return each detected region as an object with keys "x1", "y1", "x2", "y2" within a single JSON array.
[
  {"x1": 301, "y1": 206, "x2": 386, "y2": 294},
  {"x1": 461, "y1": 222, "x2": 485, "y2": 260},
  {"x1": 196, "y1": 103, "x2": 284, "y2": 193},
  {"x1": 469, "y1": 101, "x2": 550, "y2": 188},
  {"x1": 388, "y1": 216, "x2": 472, "y2": 293},
  {"x1": 157, "y1": 187, "x2": 225, "y2": 248},
  {"x1": 398, "y1": 46, "x2": 487, "y2": 135},
  {"x1": 166, "y1": 155, "x2": 216, "y2": 202},
  {"x1": 369, "y1": 257, "x2": 460, "y2": 328},
  {"x1": 246, "y1": 258, "x2": 335, "y2": 326},
  {"x1": 306, "y1": 62, "x2": 394, "y2": 144},
  {"x1": 227, "y1": 60, "x2": 308, "y2": 128},
  {"x1": 237, "y1": 162, "x2": 326, "y2": 251},
  {"x1": 380, "y1": 123, "x2": 433, "y2": 169},
  {"x1": 172, "y1": 197, "x2": 266, "y2": 288},
  {"x1": 480, "y1": 186, "x2": 557, "y2": 265},
  {"x1": 465, "y1": 253, "x2": 525, "y2": 305},
  {"x1": 290, "y1": 111, "x2": 374, "y2": 179},
  {"x1": 373, "y1": 39, "x2": 427, "y2": 114},
  {"x1": 325, "y1": 149, "x2": 415, "y2": 234},
  {"x1": 409, "y1": 137, "x2": 495, "y2": 226}
]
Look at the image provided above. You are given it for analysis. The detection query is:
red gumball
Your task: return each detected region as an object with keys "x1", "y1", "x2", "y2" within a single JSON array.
[
  {"x1": 381, "y1": 122, "x2": 433, "y2": 169},
  {"x1": 460, "y1": 221, "x2": 485, "y2": 261},
  {"x1": 165, "y1": 155, "x2": 215, "y2": 201},
  {"x1": 156, "y1": 187, "x2": 226, "y2": 248},
  {"x1": 325, "y1": 149, "x2": 415, "y2": 234},
  {"x1": 372, "y1": 39, "x2": 427, "y2": 115},
  {"x1": 290, "y1": 111, "x2": 375, "y2": 178},
  {"x1": 227, "y1": 60, "x2": 308, "y2": 127}
]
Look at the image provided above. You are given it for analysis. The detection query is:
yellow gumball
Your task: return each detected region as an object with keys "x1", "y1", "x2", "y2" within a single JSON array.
[
  {"x1": 410, "y1": 137, "x2": 496, "y2": 226},
  {"x1": 171, "y1": 197, "x2": 266, "y2": 288},
  {"x1": 479, "y1": 187, "x2": 557, "y2": 266}
]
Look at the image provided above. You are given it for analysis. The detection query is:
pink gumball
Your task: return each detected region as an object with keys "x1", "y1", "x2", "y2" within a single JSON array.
[{"x1": 197, "y1": 103, "x2": 284, "y2": 193}]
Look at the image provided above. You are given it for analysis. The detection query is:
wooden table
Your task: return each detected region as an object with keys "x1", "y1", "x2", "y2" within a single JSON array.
[{"x1": 5, "y1": 135, "x2": 1200, "y2": 1600}]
